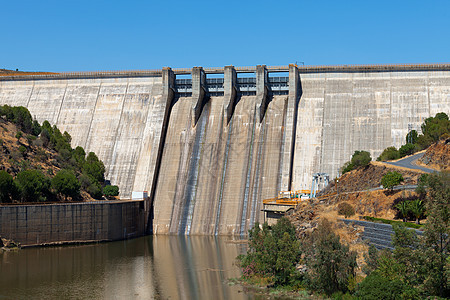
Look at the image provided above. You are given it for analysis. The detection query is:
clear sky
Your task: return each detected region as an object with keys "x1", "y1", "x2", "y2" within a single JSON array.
[{"x1": 2, "y1": 0, "x2": 449, "y2": 72}]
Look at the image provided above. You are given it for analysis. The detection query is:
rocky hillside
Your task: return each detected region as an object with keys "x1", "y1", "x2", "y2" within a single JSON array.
[
  {"x1": 319, "y1": 161, "x2": 423, "y2": 196},
  {"x1": 0, "y1": 114, "x2": 104, "y2": 203},
  {"x1": 418, "y1": 138, "x2": 450, "y2": 171},
  {"x1": 0, "y1": 119, "x2": 59, "y2": 177},
  {"x1": 288, "y1": 160, "x2": 428, "y2": 272}
]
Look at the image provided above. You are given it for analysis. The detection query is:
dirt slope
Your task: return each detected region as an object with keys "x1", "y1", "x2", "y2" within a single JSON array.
[{"x1": 418, "y1": 139, "x2": 450, "y2": 171}]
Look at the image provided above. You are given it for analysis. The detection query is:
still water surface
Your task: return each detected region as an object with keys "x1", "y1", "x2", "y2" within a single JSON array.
[{"x1": 0, "y1": 236, "x2": 256, "y2": 299}]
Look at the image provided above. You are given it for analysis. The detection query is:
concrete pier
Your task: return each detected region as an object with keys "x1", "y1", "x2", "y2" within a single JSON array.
[
  {"x1": 256, "y1": 65, "x2": 269, "y2": 122},
  {"x1": 192, "y1": 67, "x2": 207, "y2": 125},
  {"x1": 280, "y1": 64, "x2": 299, "y2": 191},
  {"x1": 224, "y1": 65, "x2": 237, "y2": 124}
]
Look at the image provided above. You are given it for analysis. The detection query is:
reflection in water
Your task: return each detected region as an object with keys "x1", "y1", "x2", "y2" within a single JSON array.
[{"x1": 0, "y1": 236, "x2": 250, "y2": 299}]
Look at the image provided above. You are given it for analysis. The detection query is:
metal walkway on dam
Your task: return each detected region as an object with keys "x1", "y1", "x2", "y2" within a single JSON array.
[{"x1": 0, "y1": 63, "x2": 449, "y2": 235}]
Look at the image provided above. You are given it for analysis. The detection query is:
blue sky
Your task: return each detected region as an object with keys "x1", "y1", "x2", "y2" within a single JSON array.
[{"x1": 1, "y1": 0, "x2": 449, "y2": 72}]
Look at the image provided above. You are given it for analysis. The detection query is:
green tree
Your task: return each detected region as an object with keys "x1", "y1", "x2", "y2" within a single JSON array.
[
  {"x1": 351, "y1": 150, "x2": 371, "y2": 168},
  {"x1": 0, "y1": 171, "x2": 14, "y2": 203},
  {"x1": 341, "y1": 150, "x2": 372, "y2": 174},
  {"x1": 377, "y1": 146, "x2": 400, "y2": 161},
  {"x1": 83, "y1": 152, "x2": 105, "y2": 184},
  {"x1": 406, "y1": 130, "x2": 418, "y2": 144},
  {"x1": 14, "y1": 107, "x2": 32, "y2": 133},
  {"x1": 303, "y1": 219, "x2": 357, "y2": 295},
  {"x1": 422, "y1": 172, "x2": 449, "y2": 297},
  {"x1": 15, "y1": 169, "x2": 51, "y2": 202},
  {"x1": 399, "y1": 143, "x2": 415, "y2": 157},
  {"x1": 103, "y1": 185, "x2": 119, "y2": 199},
  {"x1": 356, "y1": 271, "x2": 417, "y2": 300},
  {"x1": 73, "y1": 146, "x2": 86, "y2": 168},
  {"x1": 381, "y1": 171, "x2": 404, "y2": 190},
  {"x1": 239, "y1": 217, "x2": 301, "y2": 286},
  {"x1": 0, "y1": 104, "x2": 14, "y2": 120},
  {"x1": 40, "y1": 127, "x2": 51, "y2": 148},
  {"x1": 51, "y1": 169, "x2": 80, "y2": 201},
  {"x1": 31, "y1": 120, "x2": 41, "y2": 136},
  {"x1": 408, "y1": 199, "x2": 425, "y2": 224},
  {"x1": 415, "y1": 173, "x2": 429, "y2": 196},
  {"x1": 78, "y1": 173, "x2": 102, "y2": 199},
  {"x1": 395, "y1": 199, "x2": 410, "y2": 222},
  {"x1": 417, "y1": 112, "x2": 450, "y2": 148},
  {"x1": 341, "y1": 161, "x2": 354, "y2": 174}
]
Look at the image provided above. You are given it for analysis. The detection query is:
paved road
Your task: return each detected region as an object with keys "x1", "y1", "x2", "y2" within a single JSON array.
[{"x1": 385, "y1": 152, "x2": 436, "y2": 173}]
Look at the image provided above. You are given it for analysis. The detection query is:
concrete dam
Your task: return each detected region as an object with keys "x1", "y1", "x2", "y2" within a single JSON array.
[{"x1": 1, "y1": 64, "x2": 449, "y2": 235}]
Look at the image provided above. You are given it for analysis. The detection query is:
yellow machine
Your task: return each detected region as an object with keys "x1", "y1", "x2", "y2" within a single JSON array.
[{"x1": 263, "y1": 190, "x2": 311, "y2": 206}]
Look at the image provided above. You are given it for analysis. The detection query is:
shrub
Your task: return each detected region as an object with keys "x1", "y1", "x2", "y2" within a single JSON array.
[
  {"x1": 86, "y1": 181, "x2": 102, "y2": 199},
  {"x1": 405, "y1": 130, "x2": 418, "y2": 144},
  {"x1": 31, "y1": 120, "x2": 41, "y2": 136},
  {"x1": 0, "y1": 171, "x2": 15, "y2": 203},
  {"x1": 40, "y1": 128, "x2": 51, "y2": 147},
  {"x1": 408, "y1": 198, "x2": 425, "y2": 224},
  {"x1": 394, "y1": 198, "x2": 411, "y2": 222},
  {"x1": 417, "y1": 112, "x2": 450, "y2": 148},
  {"x1": 363, "y1": 216, "x2": 423, "y2": 229},
  {"x1": 15, "y1": 131, "x2": 23, "y2": 140},
  {"x1": 337, "y1": 202, "x2": 355, "y2": 218},
  {"x1": 239, "y1": 217, "x2": 301, "y2": 286},
  {"x1": 381, "y1": 171, "x2": 404, "y2": 190},
  {"x1": 51, "y1": 169, "x2": 81, "y2": 201},
  {"x1": 377, "y1": 146, "x2": 400, "y2": 161},
  {"x1": 356, "y1": 271, "x2": 413, "y2": 300},
  {"x1": 341, "y1": 150, "x2": 372, "y2": 174},
  {"x1": 15, "y1": 169, "x2": 51, "y2": 202},
  {"x1": 340, "y1": 161, "x2": 354, "y2": 174},
  {"x1": 398, "y1": 143, "x2": 415, "y2": 157},
  {"x1": 83, "y1": 152, "x2": 105, "y2": 184},
  {"x1": 26, "y1": 134, "x2": 36, "y2": 145},
  {"x1": 351, "y1": 150, "x2": 371, "y2": 168},
  {"x1": 103, "y1": 185, "x2": 119, "y2": 199},
  {"x1": 303, "y1": 219, "x2": 357, "y2": 295},
  {"x1": 12, "y1": 106, "x2": 33, "y2": 133},
  {"x1": 18, "y1": 145, "x2": 27, "y2": 156}
]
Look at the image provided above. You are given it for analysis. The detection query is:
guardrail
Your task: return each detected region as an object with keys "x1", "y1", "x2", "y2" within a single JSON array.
[{"x1": 1, "y1": 63, "x2": 449, "y2": 81}]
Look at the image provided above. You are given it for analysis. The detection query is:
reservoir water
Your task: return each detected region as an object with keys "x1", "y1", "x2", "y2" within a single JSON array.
[{"x1": 0, "y1": 236, "x2": 253, "y2": 299}]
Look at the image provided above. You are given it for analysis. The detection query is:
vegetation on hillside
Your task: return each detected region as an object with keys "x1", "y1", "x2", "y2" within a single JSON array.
[
  {"x1": 380, "y1": 171, "x2": 404, "y2": 190},
  {"x1": 238, "y1": 218, "x2": 357, "y2": 297},
  {"x1": 239, "y1": 172, "x2": 449, "y2": 298},
  {"x1": 0, "y1": 105, "x2": 119, "y2": 203},
  {"x1": 341, "y1": 150, "x2": 371, "y2": 174},
  {"x1": 377, "y1": 112, "x2": 450, "y2": 162},
  {"x1": 359, "y1": 173, "x2": 449, "y2": 298}
]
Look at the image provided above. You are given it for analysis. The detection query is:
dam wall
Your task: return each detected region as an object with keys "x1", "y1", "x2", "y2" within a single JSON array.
[
  {"x1": 292, "y1": 69, "x2": 450, "y2": 189},
  {"x1": 1, "y1": 64, "x2": 449, "y2": 235}
]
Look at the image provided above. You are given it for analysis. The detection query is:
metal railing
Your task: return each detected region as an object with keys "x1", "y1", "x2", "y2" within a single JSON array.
[{"x1": 1, "y1": 63, "x2": 449, "y2": 81}]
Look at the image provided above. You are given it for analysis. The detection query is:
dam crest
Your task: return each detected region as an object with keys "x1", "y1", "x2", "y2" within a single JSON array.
[{"x1": 1, "y1": 63, "x2": 449, "y2": 235}]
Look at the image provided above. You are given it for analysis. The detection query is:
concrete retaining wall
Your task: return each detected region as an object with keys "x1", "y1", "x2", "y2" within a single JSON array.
[
  {"x1": 341, "y1": 219, "x2": 423, "y2": 250},
  {"x1": 0, "y1": 201, "x2": 146, "y2": 246}
]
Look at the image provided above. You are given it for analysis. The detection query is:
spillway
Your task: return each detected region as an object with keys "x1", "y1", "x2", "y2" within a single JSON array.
[{"x1": 1, "y1": 64, "x2": 449, "y2": 235}]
